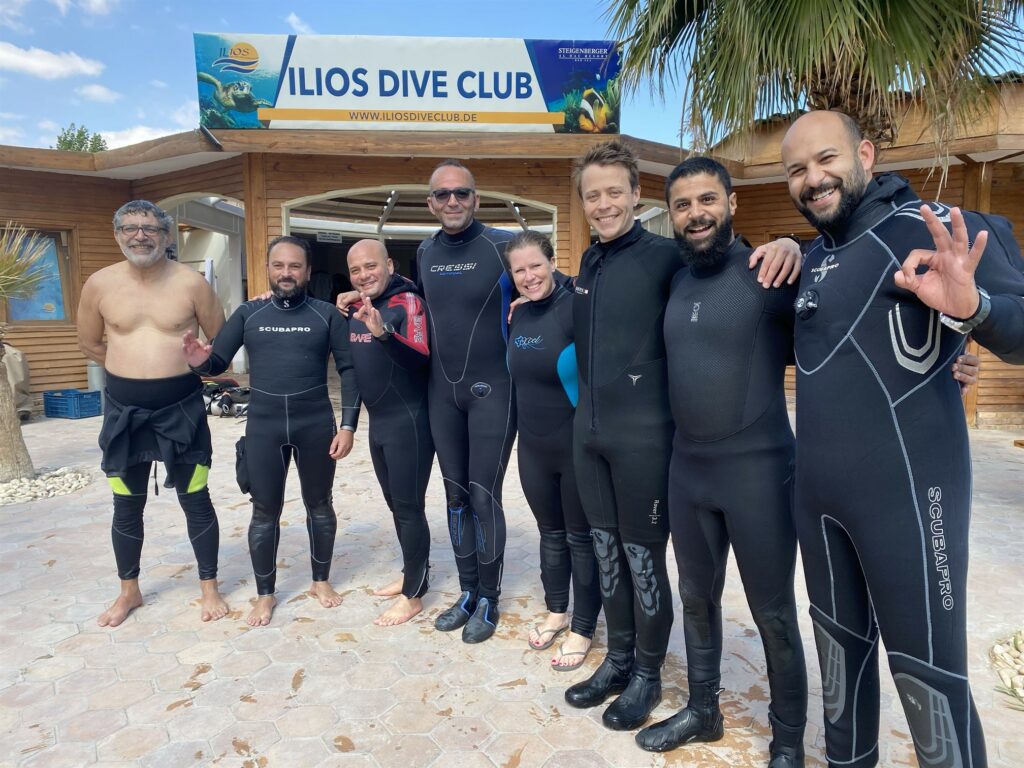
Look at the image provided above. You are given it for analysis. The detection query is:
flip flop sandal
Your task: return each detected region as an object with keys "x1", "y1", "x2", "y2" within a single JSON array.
[
  {"x1": 528, "y1": 624, "x2": 568, "y2": 651},
  {"x1": 551, "y1": 644, "x2": 591, "y2": 672}
]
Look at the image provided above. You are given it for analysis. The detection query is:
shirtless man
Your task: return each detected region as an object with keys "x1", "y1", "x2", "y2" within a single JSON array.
[{"x1": 77, "y1": 199, "x2": 229, "y2": 627}]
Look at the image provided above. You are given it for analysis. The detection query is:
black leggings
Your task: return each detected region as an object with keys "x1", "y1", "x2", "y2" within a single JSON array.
[
  {"x1": 518, "y1": 423, "x2": 600, "y2": 638},
  {"x1": 429, "y1": 375, "x2": 516, "y2": 601},
  {"x1": 245, "y1": 388, "x2": 339, "y2": 596},
  {"x1": 669, "y1": 430, "x2": 806, "y2": 728},
  {"x1": 109, "y1": 461, "x2": 219, "y2": 581},
  {"x1": 367, "y1": 402, "x2": 434, "y2": 599}
]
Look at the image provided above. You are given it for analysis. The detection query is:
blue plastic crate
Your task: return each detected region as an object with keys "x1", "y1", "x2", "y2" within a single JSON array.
[{"x1": 43, "y1": 389, "x2": 102, "y2": 419}]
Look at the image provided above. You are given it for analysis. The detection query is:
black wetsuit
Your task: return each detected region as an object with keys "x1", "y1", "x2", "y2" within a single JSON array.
[
  {"x1": 196, "y1": 293, "x2": 360, "y2": 596},
  {"x1": 417, "y1": 219, "x2": 516, "y2": 602},
  {"x1": 573, "y1": 220, "x2": 679, "y2": 673},
  {"x1": 507, "y1": 284, "x2": 601, "y2": 639},
  {"x1": 348, "y1": 274, "x2": 433, "y2": 599},
  {"x1": 664, "y1": 237, "x2": 807, "y2": 735},
  {"x1": 99, "y1": 371, "x2": 219, "y2": 581},
  {"x1": 794, "y1": 173, "x2": 1024, "y2": 768}
]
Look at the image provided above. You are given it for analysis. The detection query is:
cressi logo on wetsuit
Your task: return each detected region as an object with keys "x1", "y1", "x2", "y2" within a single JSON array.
[{"x1": 416, "y1": 219, "x2": 517, "y2": 602}]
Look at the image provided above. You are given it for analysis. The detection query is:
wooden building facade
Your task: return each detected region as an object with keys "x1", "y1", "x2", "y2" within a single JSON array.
[{"x1": 2, "y1": 88, "x2": 1023, "y2": 426}]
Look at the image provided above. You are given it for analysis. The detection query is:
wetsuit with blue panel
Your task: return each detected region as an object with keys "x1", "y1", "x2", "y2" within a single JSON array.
[
  {"x1": 416, "y1": 219, "x2": 517, "y2": 632},
  {"x1": 193, "y1": 292, "x2": 360, "y2": 596},
  {"x1": 793, "y1": 173, "x2": 1024, "y2": 768},
  {"x1": 348, "y1": 274, "x2": 433, "y2": 600},
  {"x1": 507, "y1": 283, "x2": 601, "y2": 641}
]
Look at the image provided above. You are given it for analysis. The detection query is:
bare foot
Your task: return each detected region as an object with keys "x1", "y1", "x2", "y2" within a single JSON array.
[
  {"x1": 528, "y1": 612, "x2": 570, "y2": 649},
  {"x1": 247, "y1": 595, "x2": 276, "y2": 626},
  {"x1": 373, "y1": 596, "x2": 422, "y2": 626},
  {"x1": 199, "y1": 579, "x2": 229, "y2": 622},
  {"x1": 552, "y1": 631, "x2": 592, "y2": 670},
  {"x1": 97, "y1": 580, "x2": 143, "y2": 628},
  {"x1": 372, "y1": 577, "x2": 404, "y2": 597},
  {"x1": 309, "y1": 581, "x2": 344, "y2": 608}
]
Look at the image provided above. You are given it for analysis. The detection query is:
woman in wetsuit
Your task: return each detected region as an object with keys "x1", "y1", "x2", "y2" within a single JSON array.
[{"x1": 505, "y1": 231, "x2": 601, "y2": 670}]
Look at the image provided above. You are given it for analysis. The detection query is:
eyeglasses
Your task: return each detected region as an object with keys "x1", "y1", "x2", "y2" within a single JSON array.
[
  {"x1": 430, "y1": 187, "x2": 475, "y2": 203},
  {"x1": 117, "y1": 225, "x2": 168, "y2": 236}
]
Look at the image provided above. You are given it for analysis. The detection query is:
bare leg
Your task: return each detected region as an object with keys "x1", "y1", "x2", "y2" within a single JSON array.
[
  {"x1": 372, "y1": 577, "x2": 404, "y2": 597},
  {"x1": 199, "y1": 578, "x2": 229, "y2": 622},
  {"x1": 247, "y1": 595, "x2": 276, "y2": 627},
  {"x1": 309, "y1": 580, "x2": 344, "y2": 608},
  {"x1": 374, "y1": 596, "x2": 423, "y2": 626},
  {"x1": 528, "y1": 611, "x2": 570, "y2": 649},
  {"x1": 97, "y1": 579, "x2": 144, "y2": 627}
]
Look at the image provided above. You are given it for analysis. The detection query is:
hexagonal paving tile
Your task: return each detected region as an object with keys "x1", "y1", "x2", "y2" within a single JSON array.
[{"x1": 430, "y1": 715, "x2": 494, "y2": 751}]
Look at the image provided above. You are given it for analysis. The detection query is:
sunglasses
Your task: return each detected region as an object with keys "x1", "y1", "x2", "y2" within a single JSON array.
[{"x1": 430, "y1": 187, "x2": 475, "y2": 203}]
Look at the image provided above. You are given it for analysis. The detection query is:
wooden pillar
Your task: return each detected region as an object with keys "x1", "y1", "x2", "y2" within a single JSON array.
[
  {"x1": 568, "y1": 172, "x2": 591, "y2": 276},
  {"x1": 959, "y1": 158, "x2": 993, "y2": 427},
  {"x1": 243, "y1": 153, "x2": 268, "y2": 299}
]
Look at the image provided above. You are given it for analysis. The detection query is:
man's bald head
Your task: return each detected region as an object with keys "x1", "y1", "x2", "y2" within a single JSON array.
[
  {"x1": 780, "y1": 110, "x2": 876, "y2": 230},
  {"x1": 347, "y1": 238, "x2": 394, "y2": 300}
]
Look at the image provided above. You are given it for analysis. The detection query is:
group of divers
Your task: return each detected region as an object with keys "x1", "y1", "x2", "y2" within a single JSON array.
[{"x1": 77, "y1": 110, "x2": 1024, "y2": 768}]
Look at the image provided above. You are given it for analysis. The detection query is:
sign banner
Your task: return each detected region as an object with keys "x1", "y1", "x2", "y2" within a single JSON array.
[{"x1": 194, "y1": 34, "x2": 620, "y2": 133}]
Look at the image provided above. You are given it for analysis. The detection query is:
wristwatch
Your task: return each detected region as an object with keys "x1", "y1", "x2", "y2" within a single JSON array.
[
  {"x1": 939, "y1": 287, "x2": 991, "y2": 335},
  {"x1": 375, "y1": 322, "x2": 396, "y2": 341}
]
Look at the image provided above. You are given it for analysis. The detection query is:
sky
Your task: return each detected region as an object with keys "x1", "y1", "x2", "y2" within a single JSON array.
[{"x1": 0, "y1": 0, "x2": 687, "y2": 150}]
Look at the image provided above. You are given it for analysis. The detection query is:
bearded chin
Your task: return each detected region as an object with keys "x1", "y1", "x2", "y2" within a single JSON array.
[
  {"x1": 674, "y1": 218, "x2": 734, "y2": 270},
  {"x1": 123, "y1": 248, "x2": 165, "y2": 268},
  {"x1": 272, "y1": 282, "x2": 305, "y2": 300}
]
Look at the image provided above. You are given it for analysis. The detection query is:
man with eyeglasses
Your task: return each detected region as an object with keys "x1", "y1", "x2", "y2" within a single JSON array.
[
  {"x1": 78, "y1": 200, "x2": 229, "y2": 627},
  {"x1": 417, "y1": 159, "x2": 517, "y2": 643}
]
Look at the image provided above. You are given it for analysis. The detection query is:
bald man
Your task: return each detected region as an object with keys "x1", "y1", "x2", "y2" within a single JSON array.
[
  {"x1": 347, "y1": 239, "x2": 434, "y2": 626},
  {"x1": 781, "y1": 109, "x2": 1024, "y2": 768}
]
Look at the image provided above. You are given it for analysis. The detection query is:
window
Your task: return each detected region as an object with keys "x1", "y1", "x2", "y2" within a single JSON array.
[{"x1": 4, "y1": 230, "x2": 73, "y2": 323}]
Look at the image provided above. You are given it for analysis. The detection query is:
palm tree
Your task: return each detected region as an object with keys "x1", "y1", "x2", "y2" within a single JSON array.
[
  {"x1": 608, "y1": 0, "x2": 1024, "y2": 154},
  {"x1": 0, "y1": 223, "x2": 49, "y2": 483}
]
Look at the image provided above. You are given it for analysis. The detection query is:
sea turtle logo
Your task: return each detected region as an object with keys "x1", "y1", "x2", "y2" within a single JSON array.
[{"x1": 213, "y1": 42, "x2": 260, "y2": 73}]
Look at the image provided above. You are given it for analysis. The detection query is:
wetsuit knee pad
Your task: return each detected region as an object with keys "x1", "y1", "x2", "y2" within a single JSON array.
[
  {"x1": 591, "y1": 528, "x2": 625, "y2": 599},
  {"x1": 888, "y1": 653, "x2": 981, "y2": 768},
  {"x1": 753, "y1": 601, "x2": 804, "y2": 671},
  {"x1": 809, "y1": 605, "x2": 880, "y2": 767},
  {"x1": 622, "y1": 541, "x2": 667, "y2": 619}
]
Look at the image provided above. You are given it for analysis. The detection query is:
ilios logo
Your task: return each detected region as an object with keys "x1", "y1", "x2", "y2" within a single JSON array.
[{"x1": 214, "y1": 42, "x2": 260, "y2": 73}]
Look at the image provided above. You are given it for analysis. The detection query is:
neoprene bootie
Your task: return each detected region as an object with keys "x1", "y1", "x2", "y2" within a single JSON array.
[
  {"x1": 564, "y1": 651, "x2": 633, "y2": 708},
  {"x1": 462, "y1": 597, "x2": 499, "y2": 643},
  {"x1": 601, "y1": 664, "x2": 663, "y2": 731},
  {"x1": 634, "y1": 678, "x2": 724, "y2": 751},
  {"x1": 434, "y1": 590, "x2": 476, "y2": 632},
  {"x1": 767, "y1": 711, "x2": 806, "y2": 768}
]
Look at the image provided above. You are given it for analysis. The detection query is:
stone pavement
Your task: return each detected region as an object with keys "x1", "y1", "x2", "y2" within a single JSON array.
[{"x1": 1, "y1": 410, "x2": 1023, "y2": 767}]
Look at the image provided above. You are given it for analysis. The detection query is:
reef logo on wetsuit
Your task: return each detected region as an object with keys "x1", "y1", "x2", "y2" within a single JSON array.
[{"x1": 513, "y1": 334, "x2": 544, "y2": 350}]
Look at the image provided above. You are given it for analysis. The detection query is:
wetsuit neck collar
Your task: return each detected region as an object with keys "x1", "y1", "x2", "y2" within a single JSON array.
[
  {"x1": 372, "y1": 273, "x2": 414, "y2": 304},
  {"x1": 818, "y1": 172, "x2": 915, "y2": 245},
  {"x1": 686, "y1": 235, "x2": 750, "y2": 278},
  {"x1": 271, "y1": 290, "x2": 308, "y2": 310},
  {"x1": 438, "y1": 218, "x2": 485, "y2": 246},
  {"x1": 588, "y1": 220, "x2": 643, "y2": 261}
]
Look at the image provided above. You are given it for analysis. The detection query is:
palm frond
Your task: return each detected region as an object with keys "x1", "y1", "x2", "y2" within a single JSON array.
[{"x1": 0, "y1": 222, "x2": 50, "y2": 302}]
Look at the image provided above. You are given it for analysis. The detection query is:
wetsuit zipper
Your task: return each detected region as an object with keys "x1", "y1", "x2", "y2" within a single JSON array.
[{"x1": 589, "y1": 258, "x2": 602, "y2": 432}]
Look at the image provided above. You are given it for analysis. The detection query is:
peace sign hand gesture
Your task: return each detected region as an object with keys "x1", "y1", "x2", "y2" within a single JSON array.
[{"x1": 894, "y1": 205, "x2": 988, "y2": 319}]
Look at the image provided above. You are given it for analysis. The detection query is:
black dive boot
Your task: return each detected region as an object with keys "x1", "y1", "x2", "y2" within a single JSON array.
[
  {"x1": 462, "y1": 597, "x2": 499, "y2": 643},
  {"x1": 601, "y1": 664, "x2": 662, "y2": 731},
  {"x1": 767, "y1": 711, "x2": 805, "y2": 768},
  {"x1": 635, "y1": 678, "x2": 724, "y2": 752},
  {"x1": 565, "y1": 650, "x2": 633, "y2": 708},
  {"x1": 434, "y1": 590, "x2": 476, "y2": 632}
]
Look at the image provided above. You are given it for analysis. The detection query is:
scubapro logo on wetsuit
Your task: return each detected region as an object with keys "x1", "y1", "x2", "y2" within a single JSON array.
[
  {"x1": 811, "y1": 254, "x2": 839, "y2": 283},
  {"x1": 928, "y1": 486, "x2": 954, "y2": 611},
  {"x1": 430, "y1": 263, "x2": 477, "y2": 275},
  {"x1": 513, "y1": 335, "x2": 543, "y2": 350},
  {"x1": 258, "y1": 326, "x2": 312, "y2": 332}
]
